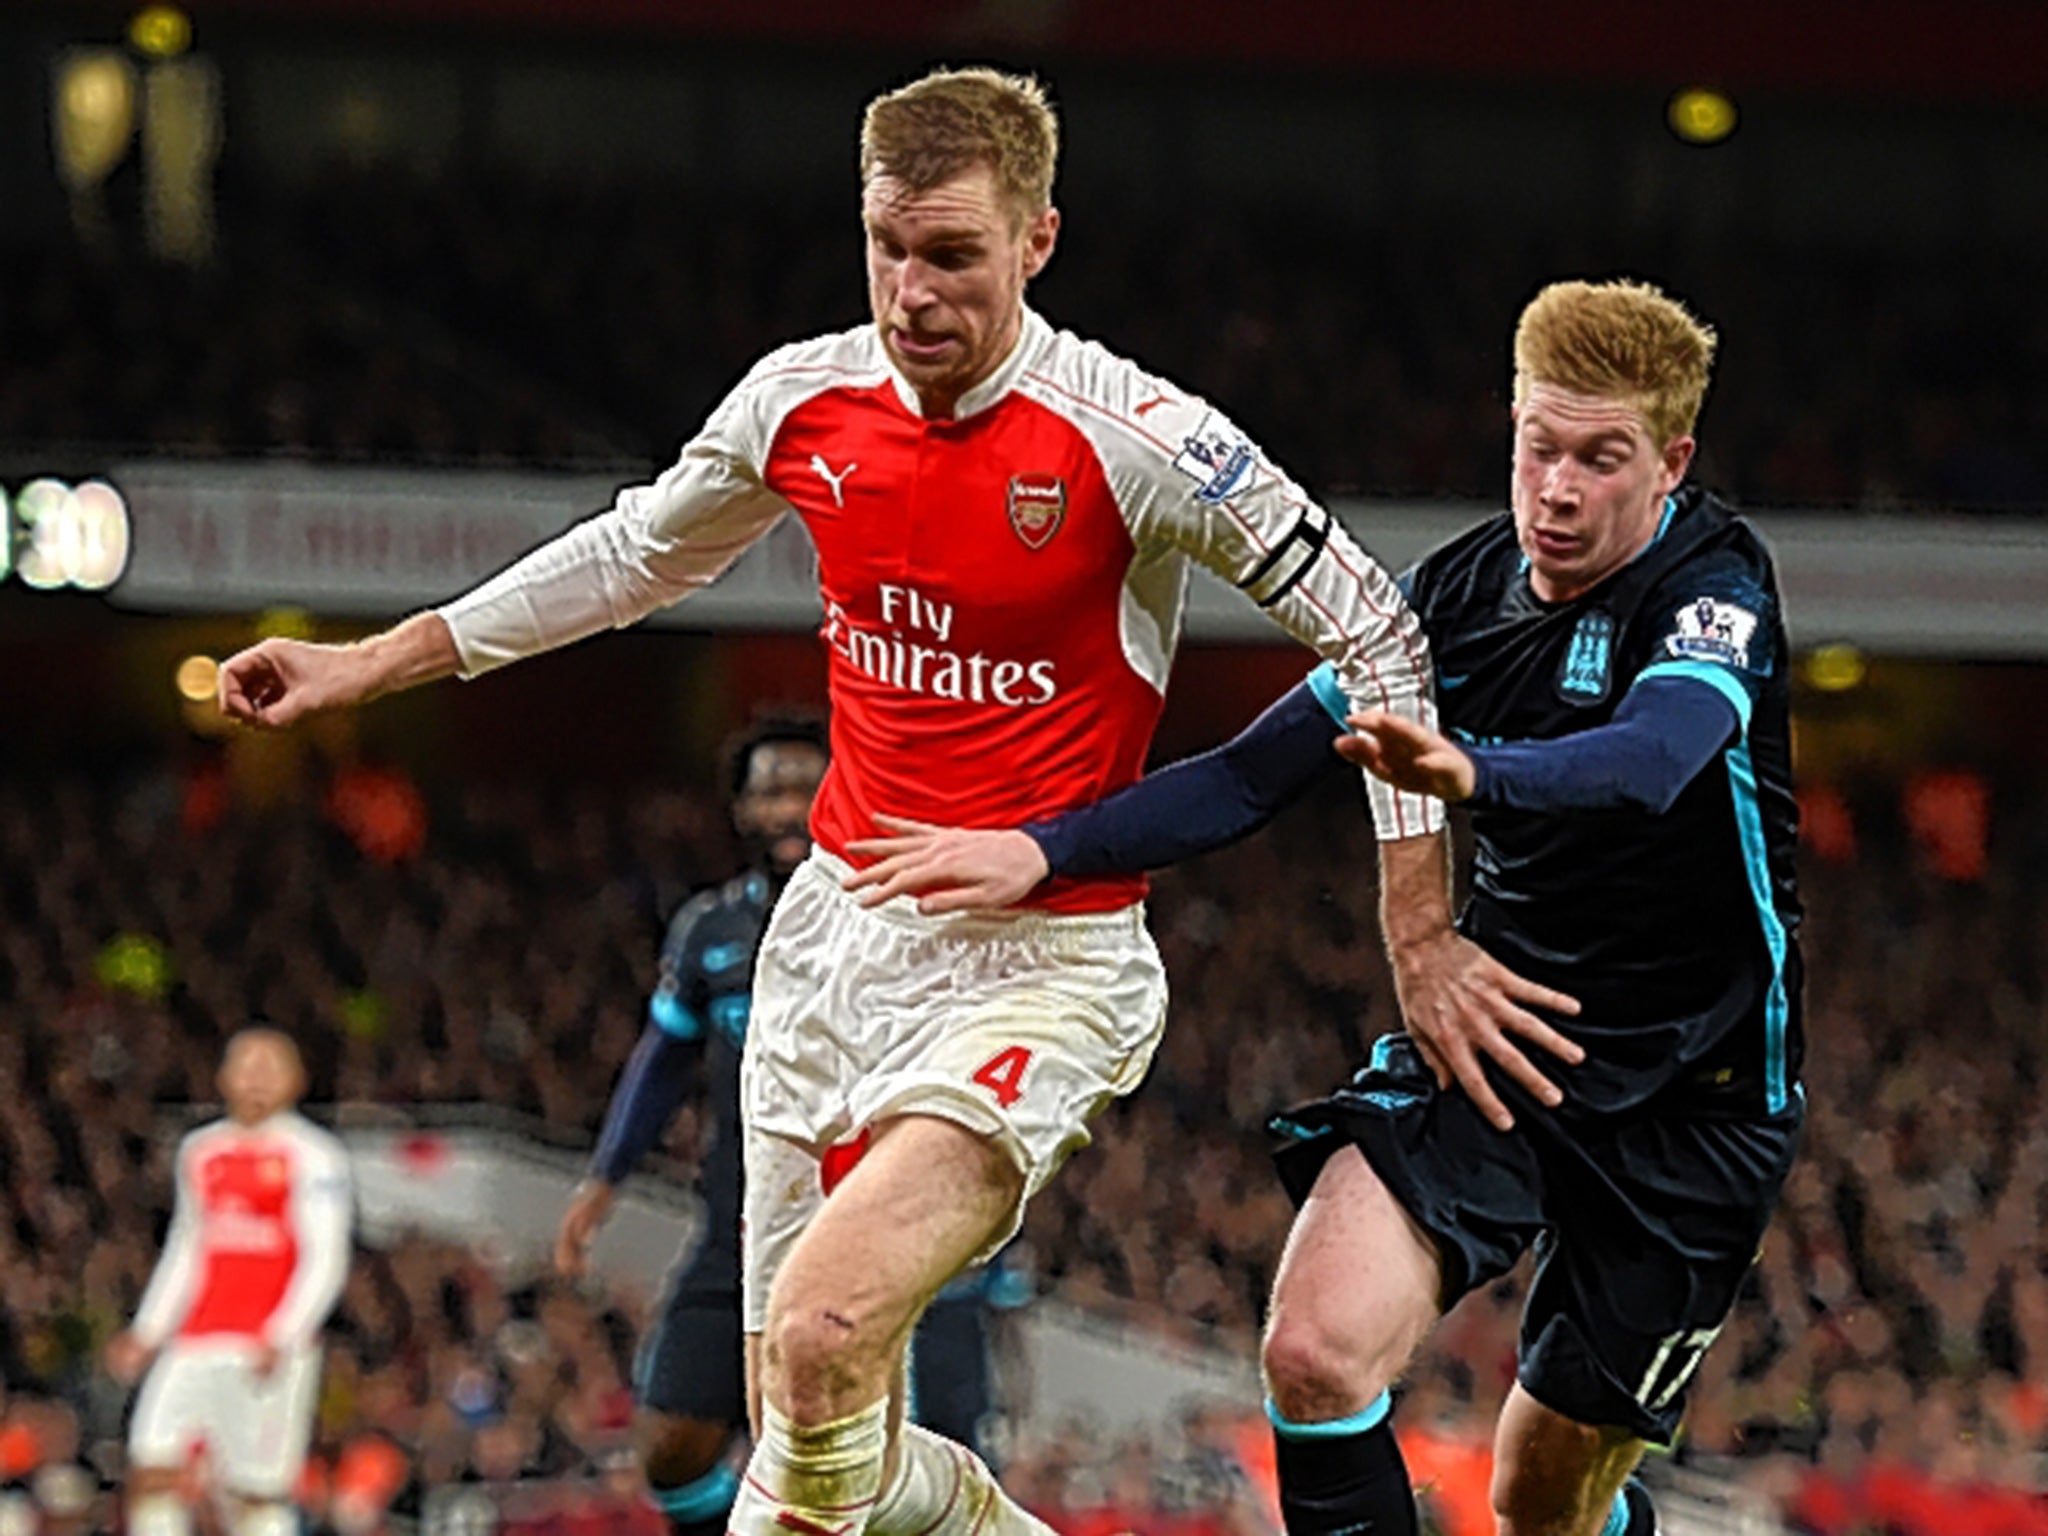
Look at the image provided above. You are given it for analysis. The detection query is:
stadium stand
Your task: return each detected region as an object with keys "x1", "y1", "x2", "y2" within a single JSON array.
[
  {"x1": 5, "y1": 178, "x2": 2045, "y2": 513},
  {"x1": 0, "y1": 753, "x2": 2041, "y2": 1529}
]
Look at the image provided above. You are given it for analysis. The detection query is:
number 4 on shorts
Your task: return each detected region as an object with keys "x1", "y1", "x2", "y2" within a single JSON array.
[{"x1": 971, "y1": 1045, "x2": 1033, "y2": 1109}]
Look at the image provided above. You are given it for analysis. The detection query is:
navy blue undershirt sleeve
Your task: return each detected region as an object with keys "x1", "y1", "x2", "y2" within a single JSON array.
[
  {"x1": 589, "y1": 1021, "x2": 700, "y2": 1185},
  {"x1": 1026, "y1": 680, "x2": 1342, "y2": 878},
  {"x1": 1465, "y1": 674, "x2": 1741, "y2": 815}
]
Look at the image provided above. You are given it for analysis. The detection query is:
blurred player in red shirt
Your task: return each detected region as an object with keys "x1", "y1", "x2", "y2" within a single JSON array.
[
  {"x1": 214, "y1": 65, "x2": 1561, "y2": 1536},
  {"x1": 107, "y1": 1029, "x2": 352, "y2": 1536}
]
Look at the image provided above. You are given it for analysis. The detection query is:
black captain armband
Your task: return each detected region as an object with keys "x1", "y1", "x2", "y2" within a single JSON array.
[{"x1": 1239, "y1": 505, "x2": 1335, "y2": 608}]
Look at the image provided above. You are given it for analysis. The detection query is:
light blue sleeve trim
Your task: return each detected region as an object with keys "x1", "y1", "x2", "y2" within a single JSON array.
[
  {"x1": 1600, "y1": 1488, "x2": 1631, "y2": 1536},
  {"x1": 1632, "y1": 659, "x2": 1753, "y2": 734},
  {"x1": 1304, "y1": 661, "x2": 1351, "y2": 729},
  {"x1": 648, "y1": 990, "x2": 703, "y2": 1041},
  {"x1": 1266, "y1": 1390, "x2": 1391, "y2": 1439}
]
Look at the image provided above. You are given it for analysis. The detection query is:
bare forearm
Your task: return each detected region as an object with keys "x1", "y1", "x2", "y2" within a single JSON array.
[
  {"x1": 1378, "y1": 829, "x2": 1456, "y2": 954},
  {"x1": 355, "y1": 611, "x2": 462, "y2": 698}
]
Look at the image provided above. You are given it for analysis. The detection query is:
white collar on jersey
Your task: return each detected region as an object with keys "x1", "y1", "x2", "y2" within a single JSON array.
[{"x1": 885, "y1": 307, "x2": 1053, "y2": 422}]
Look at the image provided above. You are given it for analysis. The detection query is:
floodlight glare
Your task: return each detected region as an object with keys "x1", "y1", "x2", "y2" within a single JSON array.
[
  {"x1": 1669, "y1": 88, "x2": 1738, "y2": 146},
  {"x1": 1805, "y1": 644, "x2": 1867, "y2": 693},
  {"x1": 130, "y1": 5, "x2": 193, "y2": 59},
  {"x1": 175, "y1": 655, "x2": 220, "y2": 703}
]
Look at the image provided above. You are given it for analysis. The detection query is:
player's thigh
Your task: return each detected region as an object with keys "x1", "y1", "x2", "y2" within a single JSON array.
[
  {"x1": 218, "y1": 1347, "x2": 321, "y2": 1500},
  {"x1": 767, "y1": 1113, "x2": 1024, "y2": 1345},
  {"x1": 744, "y1": 902, "x2": 1166, "y2": 1332},
  {"x1": 1262, "y1": 1145, "x2": 1443, "y2": 1416},
  {"x1": 742, "y1": 1126, "x2": 829, "y2": 1337},
  {"x1": 635, "y1": 1289, "x2": 748, "y2": 1431},
  {"x1": 1491, "y1": 1382, "x2": 1645, "y2": 1536},
  {"x1": 127, "y1": 1347, "x2": 214, "y2": 1472}
]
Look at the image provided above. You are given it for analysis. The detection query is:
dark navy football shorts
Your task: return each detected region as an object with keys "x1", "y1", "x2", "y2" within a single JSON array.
[{"x1": 1274, "y1": 1032, "x2": 1802, "y2": 1443}]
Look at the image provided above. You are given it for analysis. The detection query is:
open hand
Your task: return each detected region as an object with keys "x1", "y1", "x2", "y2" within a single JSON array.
[
  {"x1": 1339, "y1": 710, "x2": 1477, "y2": 802},
  {"x1": 1391, "y1": 929, "x2": 1584, "y2": 1132},
  {"x1": 842, "y1": 816, "x2": 1050, "y2": 914}
]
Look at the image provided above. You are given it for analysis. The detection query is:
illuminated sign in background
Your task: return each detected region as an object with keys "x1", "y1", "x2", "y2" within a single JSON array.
[{"x1": 4, "y1": 478, "x2": 133, "y2": 592}]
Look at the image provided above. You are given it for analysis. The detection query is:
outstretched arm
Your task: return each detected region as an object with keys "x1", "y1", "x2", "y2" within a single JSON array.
[
  {"x1": 219, "y1": 612, "x2": 460, "y2": 729},
  {"x1": 844, "y1": 679, "x2": 1342, "y2": 911},
  {"x1": 220, "y1": 370, "x2": 791, "y2": 729},
  {"x1": 1033, "y1": 679, "x2": 1343, "y2": 876},
  {"x1": 1342, "y1": 674, "x2": 1740, "y2": 813}
]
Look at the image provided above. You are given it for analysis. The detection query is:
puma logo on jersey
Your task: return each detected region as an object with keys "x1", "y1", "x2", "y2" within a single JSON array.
[
  {"x1": 809, "y1": 455, "x2": 858, "y2": 507},
  {"x1": 1135, "y1": 392, "x2": 1174, "y2": 417}
]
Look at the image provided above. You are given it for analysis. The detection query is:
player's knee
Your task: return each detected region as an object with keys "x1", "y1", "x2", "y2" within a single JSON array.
[
  {"x1": 1261, "y1": 1312, "x2": 1388, "y2": 1425},
  {"x1": 638, "y1": 1413, "x2": 732, "y2": 1490},
  {"x1": 765, "y1": 1302, "x2": 894, "y2": 1411}
]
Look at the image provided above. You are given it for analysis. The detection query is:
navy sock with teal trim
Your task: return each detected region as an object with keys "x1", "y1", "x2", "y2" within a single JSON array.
[
  {"x1": 650, "y1": 1462, "x2": 739, "y2": 1536},
  {"x1": 1602, "y1": 1479, "x2": 1656, "y2": 1535},
  {"x1": 1268, "y1": 1393, "x2": 1417, "y2": 1536}
]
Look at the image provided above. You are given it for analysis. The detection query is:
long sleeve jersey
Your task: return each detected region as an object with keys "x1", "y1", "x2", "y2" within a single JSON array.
[
  {"x1": 131, "y1": 1112, "x2": 354, "y2": 1351},
  {"x1": 439, "y1": 309, "x2": 1439, "y2": 911}
]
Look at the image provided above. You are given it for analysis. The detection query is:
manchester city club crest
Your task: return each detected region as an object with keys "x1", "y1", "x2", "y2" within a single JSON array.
[
  {"x1": 1007, "y1": 474, "x2": 1066, "y2": 550},
  {"x1": 1559, "y1": 609, "x2": 1615, "y2": 701}
]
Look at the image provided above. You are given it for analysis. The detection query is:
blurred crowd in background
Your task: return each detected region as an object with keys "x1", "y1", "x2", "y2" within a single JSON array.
[
  {"x1": 6, "y1": 173, "x2": 2047, "y2": 514},
  {"x1": 0, "y1": 746, "x2": 2040, "y2": 1532}
]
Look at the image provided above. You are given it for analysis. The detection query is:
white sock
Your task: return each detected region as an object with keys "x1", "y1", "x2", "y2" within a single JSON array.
[
  {"x1": 729, "y1": 1399, "x2": 888, "y2": 1536},
  {"x1": 127, "y1": 1494, "x2": 194, "y2": 1536},
  {"x1": 233, "y1": 1502, "x2": 297, "y2": 1536},
  {"x1": 870, "y1": 1424, "x2": 1052, "y2": 1536}
]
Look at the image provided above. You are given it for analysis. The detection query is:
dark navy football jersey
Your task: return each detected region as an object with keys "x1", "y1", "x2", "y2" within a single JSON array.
[
  {"x1": 648, "y1": 869, "x2": 772, "y2": 1292},
  {"x1": 1349, "y1": 486, "x2": 1800, "y2": 1116}
]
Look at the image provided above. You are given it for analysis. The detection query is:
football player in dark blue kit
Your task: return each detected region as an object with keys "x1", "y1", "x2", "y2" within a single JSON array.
[
  {"x1": 846, "y1": 280, "x2": 1802, "y2": 1536},
  {"x1": 556, "y1": 719, "x2": 1016, "y2": 1536}
]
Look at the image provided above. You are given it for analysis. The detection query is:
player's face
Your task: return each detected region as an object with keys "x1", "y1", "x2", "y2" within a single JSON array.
[
  {"x1": 219, "y1": 1033, "x2": 304, "y2": 1125},
  {"x1": 864, "y1": 164, "x2": 1059, "y2": 417},
  {"x1": 733, "y1": 741, "x2": 828, "y2": 877},
  {"x1": 1511, "y1": 383, "x2": 1695, "y2": 602}
]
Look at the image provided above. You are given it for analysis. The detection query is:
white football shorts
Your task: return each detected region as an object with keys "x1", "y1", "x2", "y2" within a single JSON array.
[
  {"x1": 128, "y1": 1338, "x2": 322, "y2": 1497},
  {"x1": 741, "y1": 849, "x2": 1168, "y2": 1331}
]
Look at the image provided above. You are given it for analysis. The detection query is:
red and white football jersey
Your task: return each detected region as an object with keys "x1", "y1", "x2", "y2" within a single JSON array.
[
  {"x1": 131, "y1": 1113, "x2": 352, "y2": 1349},
  {"x1": 442, "y1": 310, "x2": 1441, "y2": 911}
]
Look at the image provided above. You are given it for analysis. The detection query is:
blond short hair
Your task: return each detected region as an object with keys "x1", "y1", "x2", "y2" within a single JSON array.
[
  {"x1": 860, "y1": 67, "x2": 1059, "y2": 223},
  {"x1": 1513, "y1": 279, "x2": 1718, "y2": 445}
]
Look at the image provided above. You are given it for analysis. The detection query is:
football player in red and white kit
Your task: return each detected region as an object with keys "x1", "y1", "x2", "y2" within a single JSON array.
[
  {"x1": 215, "y1": 67, "x2": 1566, "y2": 1536},
  {"x1": 107, "y1": 1029, "x2": 352, "y2": 1536}
]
